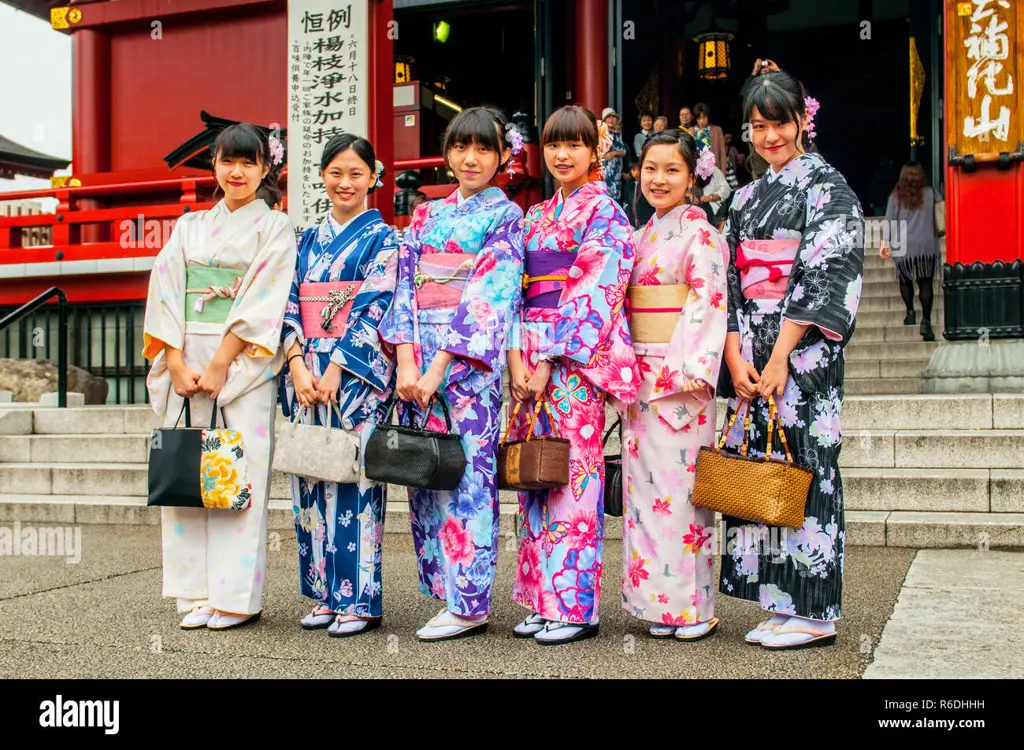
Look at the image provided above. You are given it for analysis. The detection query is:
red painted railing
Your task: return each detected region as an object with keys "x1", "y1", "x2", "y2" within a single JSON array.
[{"x1": 0, "y1": 157, "x2": 449, "y2": 265}]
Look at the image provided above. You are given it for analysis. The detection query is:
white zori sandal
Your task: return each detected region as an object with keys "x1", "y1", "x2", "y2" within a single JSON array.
[
  {"x1": 415, "y1": 607, "x2": 488, "y2": 642},
  {"x1": 514, "y1": 613, "x2": 547, "y2": 638},
  {"x1": 760, "y1": 616, "x2": 836, "y2": 650},
  {"x1": 328, "y1": 615, "x2": 381, "y2": 639},
  {"x1": 744, "y1": 614, "x2": 790, "y2": 645},
  {"x1": 533, "y1": 619, "x2": 599, "y2": 645},
  {"x1": 301, "y1": 605, "x2": 335, "y2": 630},
  {"x1": 180, "y1": 606, "x2": 216, "y2": 630}
]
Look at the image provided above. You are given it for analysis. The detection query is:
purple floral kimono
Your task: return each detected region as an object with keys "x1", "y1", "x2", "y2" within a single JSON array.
[{"x1": 378, "y1": 186, "x2": 525, "y2": 617}]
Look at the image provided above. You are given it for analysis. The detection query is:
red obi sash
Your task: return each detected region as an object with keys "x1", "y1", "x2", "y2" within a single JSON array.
[
  {"x1": 736, "y1": 239, "x2": 799, "y2": 300},
  {"x1": 299, "y1": 281, "x2": 362, "y2": 338},
  {"x1": 414, "y1": 253, "x2": 474, "y2": 310}
]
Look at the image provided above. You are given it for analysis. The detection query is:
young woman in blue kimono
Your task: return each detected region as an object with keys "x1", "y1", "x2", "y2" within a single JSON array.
[
  {"x1": 280, "y1": 134, "x2": 399, "y2": 638},
  {"x1": 378, "y1": 107, "x2": 526, "y2": 642},
  {"x1": 719, "y1": 71, "x2": 864, "y2": 650}
]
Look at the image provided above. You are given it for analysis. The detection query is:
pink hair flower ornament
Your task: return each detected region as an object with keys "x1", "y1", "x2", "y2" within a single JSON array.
[
  {"x1": 268, "y1": 135, "x2": 285, "y2": 166},
  {"x1": 804, "y1": 96, "x2": 820, "y2": 142},
  {"x1": 505, "y1": 124, "x2": 524, "y2": 155},
  {"x1": 696, "y1": 148, "x2": 716, "y2": 180}
]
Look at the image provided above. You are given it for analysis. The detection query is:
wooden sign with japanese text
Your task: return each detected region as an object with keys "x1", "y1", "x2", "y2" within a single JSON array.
[
  {"x1": 287, "y1": 1, "x2": 369, "y2": 233},
  {"x1": 947, "y1": 0, "x2": 1023, "y2": 158}
]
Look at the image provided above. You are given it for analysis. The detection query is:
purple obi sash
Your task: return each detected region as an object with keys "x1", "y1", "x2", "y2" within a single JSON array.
[
  {"x1": 523, "y1": 250, "x2": 577, "y2": 309},
  {"x1": 736, "y1": 239, "x2": 799, "y2": 300}
]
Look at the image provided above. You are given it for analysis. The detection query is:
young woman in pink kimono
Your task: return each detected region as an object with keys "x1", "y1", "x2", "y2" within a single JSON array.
[
  {"x1": 507, "y1": 105, "x2": 641, "y2": 645},
  {"x1": 619, "y1": 129, "x2": 729, "y2": 641}
]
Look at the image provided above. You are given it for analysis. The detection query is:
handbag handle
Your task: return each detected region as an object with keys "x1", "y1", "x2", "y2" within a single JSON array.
[
  {"x1": 500, "y1": 396, "x2": 562, "y2": 447},
  {"x1": 603, "y1": 417, "x2": 621, "y2": 448},
  {"x1": 175, "y1": 397, "x2": 226, "y2": 429},
  {"x1": 292, "y1": 401, "x2": 345, "y2": 431},
  {"x1": 716, "y1": 395, "x2": 793, "y2": 464},
  {"x1": 383, "y1": 393, "x2": 454, "y2": 433}
]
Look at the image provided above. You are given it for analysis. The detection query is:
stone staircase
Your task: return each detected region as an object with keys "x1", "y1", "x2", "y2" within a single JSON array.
[
  {"x1": 845, "y1": 237, "x2": 944, "y2": 396},
  {"x1": 1, "y1": 395, "x2": 1021, "y2": 549}
]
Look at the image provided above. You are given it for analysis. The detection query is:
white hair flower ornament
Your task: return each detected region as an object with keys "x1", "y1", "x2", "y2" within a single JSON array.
[
  {"x1": 696, "y1": 148, "x2": 716, "y2": 180},
  {"x1": 374, "y1": 159, "x2": 385, "y2": 188}
]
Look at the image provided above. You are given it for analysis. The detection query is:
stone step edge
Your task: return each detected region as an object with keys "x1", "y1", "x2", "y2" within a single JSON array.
[{"x1": 0, "y1": 496, "x2": 1022, "y2": 549}]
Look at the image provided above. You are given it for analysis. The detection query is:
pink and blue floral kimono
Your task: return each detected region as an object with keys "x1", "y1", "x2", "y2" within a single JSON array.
[
  {"x1": 378, "y1": 187, "x2": 525, "y2": 617},
  {"x1": 510, "y1": 180, "x2": 641, "y2": 625},
  {"x1": 280, "y1": 208, "x2": 399, "y2": 618},
  {"x1": 718, "y1": 152, "x2": 864, "y2": 622}
]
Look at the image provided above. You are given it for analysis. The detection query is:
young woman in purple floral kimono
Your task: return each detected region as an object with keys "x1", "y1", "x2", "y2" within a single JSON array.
[
  {"x1": 378, "y1": 107, "x2": 526, "y2": 642},
  {"x1": 719, "y1": 71, "x2": 864, "y2": 650}
]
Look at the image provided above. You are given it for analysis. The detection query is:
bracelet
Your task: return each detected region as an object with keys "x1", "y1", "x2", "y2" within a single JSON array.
[{"x1": 287, "y1": 354, "x2": 304, "y2": 368}]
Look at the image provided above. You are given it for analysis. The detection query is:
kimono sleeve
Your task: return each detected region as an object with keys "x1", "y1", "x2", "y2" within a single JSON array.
[
  {"x1": 282, "y1": 227, "x2": 317, "y2": 352},
  {"x1": 441, "y1": 202, "x2": 525, "y2": 386},
  {"x1": 142, "y1": 213, "x2": 190, "y2": 360},
  {"x1": 329, "y1": 225, "x2": 400, "y2": 393},
  {"x1": 781, "y1": 168, "x2": 865, "y2": 347},
  {"x1": 649, "y1": 223, "x2": 729, "y2": 432},
  {"x1": 378, "y1": 201, "x2": 429, "y2": 353},
  {"x1": 536, "y1": 198, "x2": 635, "y2": 367},
  {"x1": 223, "y1": 211, "x2": 298, "y2": 359},
  {"x1": 722, "y1": 186, "x2": 751, "y2": 335}
]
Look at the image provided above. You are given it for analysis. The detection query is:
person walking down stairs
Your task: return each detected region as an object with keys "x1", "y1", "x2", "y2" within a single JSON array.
[{"x1": 879, "y1": 162, "x2": 942, "y2": 342}]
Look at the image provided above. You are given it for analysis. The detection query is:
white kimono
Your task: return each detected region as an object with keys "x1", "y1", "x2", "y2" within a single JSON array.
[{"x1": 142, "y1": 198, "x2": 297, "y2": 615}]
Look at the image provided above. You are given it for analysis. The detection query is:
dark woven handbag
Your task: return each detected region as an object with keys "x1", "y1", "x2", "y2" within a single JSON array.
[
  {"x1": 497, "y1": 398, "x2": 570, "y2": 491},
  {"x1": 603, "y1": 418, "x2": 623, "y2": 517},
  {"x1": 364, "y1": 395, "x2": 467, "y2": 491}
]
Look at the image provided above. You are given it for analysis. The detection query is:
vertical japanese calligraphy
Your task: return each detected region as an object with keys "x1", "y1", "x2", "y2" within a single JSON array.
[
  {"x1": 287, "y1": 1, "x2": 369, "y2": 233},
  {"x1": 948, "y1": 0, "x2": 1022, "y2": 157}
]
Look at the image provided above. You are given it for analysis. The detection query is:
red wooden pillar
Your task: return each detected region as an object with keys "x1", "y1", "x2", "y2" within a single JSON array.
[
  {"x1": 72, "y1": 28, "x2": 111, "y2": 243},
  {"x1": 368, "y1": 0, "x2": 395, "y2": 225},
  {"x1": 575, "y1": 0, "x2": 609, "y2": 117}
]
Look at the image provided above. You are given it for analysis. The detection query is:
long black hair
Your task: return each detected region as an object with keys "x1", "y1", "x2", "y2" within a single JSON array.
[
  {"x1": 319, "y1": 133, "x2": 381, "y2": 194},
  {"x1": 212, "y1": 123, "x2": 283, "y2": 206},
  {"x1": 742, "y1": 70, "x2": 811, "y2": 153},
  {"x1": 441, "y1": 106, "x2": 512, "y2": 177}
]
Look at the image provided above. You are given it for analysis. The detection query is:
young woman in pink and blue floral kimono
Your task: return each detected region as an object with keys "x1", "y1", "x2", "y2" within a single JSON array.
[
  {"x1": 619, "y1": 129, "x2": 730, "y2": 642},
  {"x1": 507, "y1": 105, "x2": 641, "y2": 645},
  {"x1": 280, "y1": 134, "x2": 399, "y2": 638},
  {"x1": 378, "y1": 107, "x2": 526, "y2": 642},
  {"x1": 720, "y1": 71, "x2": 864, "y2": 650}
]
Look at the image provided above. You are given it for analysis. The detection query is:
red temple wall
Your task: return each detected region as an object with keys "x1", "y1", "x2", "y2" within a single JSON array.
[{"x1": 108, "y1": 11, "x2": 287, "y2": 172}]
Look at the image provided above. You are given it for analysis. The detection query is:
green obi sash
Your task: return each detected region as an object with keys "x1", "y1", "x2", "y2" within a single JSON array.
[{"x1": 184, "y1": 266, "x2": 244, "y2": 323}]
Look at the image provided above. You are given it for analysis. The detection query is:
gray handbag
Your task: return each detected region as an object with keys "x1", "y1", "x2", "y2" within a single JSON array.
[{"x1": 272, "y1": 403, "x2": 361, "y2": 484}]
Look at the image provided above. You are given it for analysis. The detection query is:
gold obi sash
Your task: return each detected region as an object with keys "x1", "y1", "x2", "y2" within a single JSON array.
[{"x1": 626, "y1": 284, "x2": 690, "y2": 343}]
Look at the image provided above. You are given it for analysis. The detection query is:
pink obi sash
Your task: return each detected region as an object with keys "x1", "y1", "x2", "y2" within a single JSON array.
[
  {"x1": 298, "y1": 281, "x2": 361, "y2": 338},
  {"x1": 736, "y1": 239, "x2": 799, "y2": 300},
  {"x1": 414, "y1": 253, "x2": 474, "y2": 310}
]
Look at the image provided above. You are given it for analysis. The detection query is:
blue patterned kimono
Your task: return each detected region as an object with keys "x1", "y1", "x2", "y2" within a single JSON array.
[
  {"x1": 378, "y1": 187, "x2": 525, "y2": 617},
  {"x1": 280, "y1": 208, "x2": 399, "y2": 617}
]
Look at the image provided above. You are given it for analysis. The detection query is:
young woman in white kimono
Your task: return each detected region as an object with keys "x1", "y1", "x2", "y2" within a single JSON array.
[
  {"x1": 142, "y1": 123, "x2": 297, "y2": 630},
  {"x1": 619, "y1": 129, "x2": 729, "y2": 641}
]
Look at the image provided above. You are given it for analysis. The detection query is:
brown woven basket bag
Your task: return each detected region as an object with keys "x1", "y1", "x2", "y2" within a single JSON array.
[
  {"x1": 691, "y1": 395, "x2": 813, "y2": 529},
  {"x1": 498, "y1": 398, "x2": 570, "y2": 491}
]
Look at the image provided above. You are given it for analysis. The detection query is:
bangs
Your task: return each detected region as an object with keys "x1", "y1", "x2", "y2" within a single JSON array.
[
  {"x1": 442, "y1": 109, "x2": 503, "y2": 153},
  {"x1": 541, "y1": 106, "x2": 598, "y2": 150},
  {"x1": 743, "y1": 76, "x2": 802, "y2": 126},
  {"x1": 213, "y1": 124, "x2": 266, "y2": 165}
]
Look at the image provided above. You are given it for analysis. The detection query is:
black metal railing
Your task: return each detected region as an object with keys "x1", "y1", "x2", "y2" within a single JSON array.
[
  {"x1": 0, "y1": 299, "x2": 148, "y2": 405},
  {"x1": 0, "y1": 287, "x2": 68, "y2": 407}
]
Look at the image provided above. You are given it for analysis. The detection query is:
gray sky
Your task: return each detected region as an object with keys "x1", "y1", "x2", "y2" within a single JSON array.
[{"x1": 0, "y1": 4, "x2": 72, "y2": 208}]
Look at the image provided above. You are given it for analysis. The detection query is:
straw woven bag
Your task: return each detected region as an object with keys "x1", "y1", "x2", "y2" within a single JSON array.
[
  {"x1": 691, "y1": 395, "x2": 812, "y2": 529},
  {"x1": 498, "y1": 398, "x2": 570, "y2": 491}
]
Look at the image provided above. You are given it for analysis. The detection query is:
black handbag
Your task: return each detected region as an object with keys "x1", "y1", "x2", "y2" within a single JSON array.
[
  {"x1": 364, "y1": 395, "x2": 467, "y2": 491},
  {"x1": 603, "y1": 418, "x2": 623, "y2": 517},
  {"x1": 147, "y1": 398, "x2": 251, "y2": 509}
]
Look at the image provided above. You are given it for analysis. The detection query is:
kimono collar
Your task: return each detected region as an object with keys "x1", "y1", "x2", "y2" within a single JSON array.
[
  {"x1": 650, "y1": 202, "x2": 705, "y2": 230},
  {"x1": 766, "y1": 152, "x2": 819, "y2": 183},
  {"x1": 550, "y1": 180, "x2": 606, "y2": 217},
  {"x1": 316, "y1": 207, "x2": 382, "y2": 246},
  {"x1": 444, "y1": 185, "x2": 506, "y2": 211},
  {"x1": 209, "y1": 197, "x2": 269, "y2": 222}
]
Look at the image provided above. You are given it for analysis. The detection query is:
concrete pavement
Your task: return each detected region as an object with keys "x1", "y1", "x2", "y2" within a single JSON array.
[{"x1": 0, "y1": 524, "x2": 920, "y2": 679}]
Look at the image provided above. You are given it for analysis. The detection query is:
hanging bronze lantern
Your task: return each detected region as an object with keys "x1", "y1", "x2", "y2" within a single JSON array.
[{"x1": 693, "y1": 31, "x2": 733, "y2": 81}]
